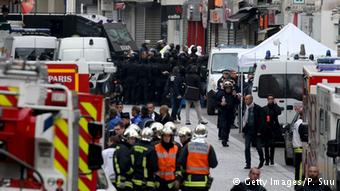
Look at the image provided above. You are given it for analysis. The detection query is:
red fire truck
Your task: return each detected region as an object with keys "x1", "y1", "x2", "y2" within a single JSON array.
[
  {"x1": 0, "y1": 60, "x2": 113, "y2": 191},
  {"x1": 302, "y1": 58, "x2": 340, "y2": 179}
]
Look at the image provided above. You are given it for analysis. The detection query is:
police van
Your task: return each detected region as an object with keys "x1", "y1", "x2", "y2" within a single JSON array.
[
  {"x1": 2, "y1": 35, "x2": 57, "y2": 60},
  {"x1": 56, "y1": 37, "x2": 112, "y2": 62},
  {"x1": 206, "y1": 45, "x2": 251, "y2": 115},
  {"x1": 252, "y1": 56, "x2": 315, "y2": 133}
]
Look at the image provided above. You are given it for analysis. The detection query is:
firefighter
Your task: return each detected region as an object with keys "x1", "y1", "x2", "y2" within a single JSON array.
[
  {"x1": 154, "y1": 126, "x2": 182, "y2": 191},
  {"x1": 131, "y1": 128, "x2": 158, "y2": 191},
  {"x1": 180, "y1": 124, "x2": 218, "y2": 191},
  {"x1": 216, "y1": 81, "x2": 240, "y2": 147},
  {"x1": 293, "y1": 110, "x2": 304, "y2": 188},
  {"x1": 150, "y1": 122, "x2": 164, "y2": 144},
  {"x1": 178, "y1": 126, "x2": 192, "y2": 147},
  {"x1": 113, "y1": 127, "x2": 139, "y2": 191},
  {"x1": 164, "y1": 121, "x2": 182, "y2": 149}
]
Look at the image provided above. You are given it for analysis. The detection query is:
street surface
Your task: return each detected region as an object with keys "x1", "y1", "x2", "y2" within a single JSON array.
[{"x1": 124, "y1": 105, "x2": 295, "y2": 191}]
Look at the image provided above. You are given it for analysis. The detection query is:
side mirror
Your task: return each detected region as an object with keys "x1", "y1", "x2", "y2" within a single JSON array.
[
  {"x1": 88, "y1": 144, "x2": 103, "y2": 170},
  {"x1": 88, "y1": 122, "x2": 103, "y2": 140},
  {"x1": 327, "y1": 140, "x2": 340, "y2": 158}
]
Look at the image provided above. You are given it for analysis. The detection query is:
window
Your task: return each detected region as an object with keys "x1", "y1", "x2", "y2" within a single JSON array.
[
  {"x1": 325, "y1": 111, "x2": 330, "y2": 134},
  {"x1": 211, "y1": 53, "x2": 238, "y2": 73},
  {"x1": 15, "y1": 48, "x2": 55, "y2": 61},
  {"x1": 319, "y1": 109, "x2": 325, "y2": 135},
  {"x1": 258, "y1": 74, "x2": 303, "y2": 100}
]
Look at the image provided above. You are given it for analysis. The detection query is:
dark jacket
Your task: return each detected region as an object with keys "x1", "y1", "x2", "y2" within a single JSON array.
[
  {"x1": 243, "y1": 103, "x2": 265, "y2": 135},
  {"x1": 295, "y1": 182, "x2": 332, "y2": 191},
  {"x1": 216, "y1": 90, "x2": 240, "y2": 115},
  {"x1": 157, "y1": 114, "x2": 173, "y2": 125},
  {"x1": 230, "y1": 181, "x2": 267, "y2": 191},
  {"x1": 262, "y1": 103, "x2": 282, "y2": 138},
  {"x1": 173, "y1": 75, "x2": 185, "y2": 97},
  {"x1": 113, "y1": 142, "x2": 133, "y2": 181},
  {"x1": 131, "y1": 141, "x2": 158, "y2": 182},
  {"x1": 184, "y1": 67, "x2": 202, "y2": 100}
]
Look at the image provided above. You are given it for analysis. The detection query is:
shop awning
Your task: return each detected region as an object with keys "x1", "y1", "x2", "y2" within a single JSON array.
[
  {"x1": 227, "y1": 7, "x2": 258, "y2": 23},
  {"x1": 227, "y1": 12, "x2": 250, "y2": 22}
]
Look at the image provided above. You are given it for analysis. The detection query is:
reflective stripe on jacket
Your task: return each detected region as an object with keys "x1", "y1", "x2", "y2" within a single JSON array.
[{"x1": 155, "y1": 143, "x2": 178, "y2": 181}]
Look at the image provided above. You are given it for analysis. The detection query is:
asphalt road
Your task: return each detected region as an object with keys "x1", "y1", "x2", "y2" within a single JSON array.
[{"x1": 201, "y1": 109, "x2": 294, "y2": 172}]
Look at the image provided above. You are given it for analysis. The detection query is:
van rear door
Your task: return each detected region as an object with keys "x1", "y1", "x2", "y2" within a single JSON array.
[
  {"x1": 285, "y1": 61, "x2": 304, "y2": 123},
  {"x1": 253, "y1": 61, "x2": 287, "y2": 124}
]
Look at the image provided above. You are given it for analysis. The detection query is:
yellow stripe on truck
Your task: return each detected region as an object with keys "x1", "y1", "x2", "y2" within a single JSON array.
[
  {"x1": 54, "y1": 136, "x2": 69, "y2": 161},
  {"x1": 79, "y1": 117, "x2": 89, "y2": 133},
  {"x1": 48, "y1": 69, "x2": 77, "y2": 73},
  {"x1": 79, "y1": 136, "x2": 89, "y2": 155},
  {"x1": 78, "y1": 179, "x2": 90, "y2": 191},
  {"x1": 0, "y1": 95, "x2": 12, "y2": 106},
  {"x1": 54, "y1": 159, "x2": 67, "y2": 177},
  {"x1": 80, "y1": 102, "x2": 97, "y2": 121},
  {"x1": 55, "y1": 118, "x2": 69, "y2": 137}
]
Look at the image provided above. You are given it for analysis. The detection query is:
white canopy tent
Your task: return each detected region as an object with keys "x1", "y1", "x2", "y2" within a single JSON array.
[{"x1": 238, "y1": 23, "x2": 337, "y2": 67}]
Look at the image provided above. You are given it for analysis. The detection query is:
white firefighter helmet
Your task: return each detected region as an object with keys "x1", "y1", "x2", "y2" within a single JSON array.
[
  {"x1": 178, "y1": 126, "x2": 192, "y2": 138},
  {"x1": 164, "y1": 121, "x2": 177, "y2": 135},
  {"x1": 150, "y1": 122, "x2": 163, "y2": 139},
  {"x1": 161, "y1": 126, "x2": 173, "y2": 136},
  {"x1": 128, "y1": 124, "x2": 141, "y2": 134},
  {"x1": 123, "y1": 128, "x2": 140, "y2": 139},
  {"x1": 193, "y1": 124, "x2": 208, "y2": 138},
  {"x1": 141, "y1": 127, "x2": 154, "y2": 142}
]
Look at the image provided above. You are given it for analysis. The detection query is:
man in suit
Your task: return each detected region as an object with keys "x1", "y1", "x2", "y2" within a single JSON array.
[
  {"x1": 147, "y1": 102, "x2": 160, "y2": 121},
  {"x1": 242, "y1": 95, "x2": 265, "y2": 169}
]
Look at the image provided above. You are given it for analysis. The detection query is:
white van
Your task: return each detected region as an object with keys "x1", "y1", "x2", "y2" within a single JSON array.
[
  {"x1": 3, "y1": 35, "x2": 57, "y2": 60},
  {"x1": 57, "y1": 37, "x2": 111, "y2": 62},
  {"x1": 206, "y1": 45, "x2": 251, "y2": 115},
  {"x1": 252, "y1": 58, "x2": 315, "y2": 126}
]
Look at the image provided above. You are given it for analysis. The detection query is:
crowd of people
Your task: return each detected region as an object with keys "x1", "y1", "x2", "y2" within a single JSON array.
[
  {"x1": 109, "y1": 41, "x2": 209, "y2": 107},
  {"x1": 103, "y1": 101, "x2": 218, "y2": 191},
  {"x1": 99, "y1": 42, "x2": 333, "y2": 191}
]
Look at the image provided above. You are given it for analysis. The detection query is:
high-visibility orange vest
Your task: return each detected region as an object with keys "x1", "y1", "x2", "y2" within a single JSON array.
[
  {"x1": 155, "y1": 143, "x2": 178, "y2": 181},
  {"x1": 186, "y1": 142, "x2": 210, "y2": 175}
]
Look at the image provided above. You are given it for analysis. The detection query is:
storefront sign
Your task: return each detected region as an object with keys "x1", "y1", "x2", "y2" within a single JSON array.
[
  {"x1": 101, "y1": 0, "x2": 113, "y2": 11},
  {"x1": 163, "y1": 5, "x2": 183, "y2": 20}
]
